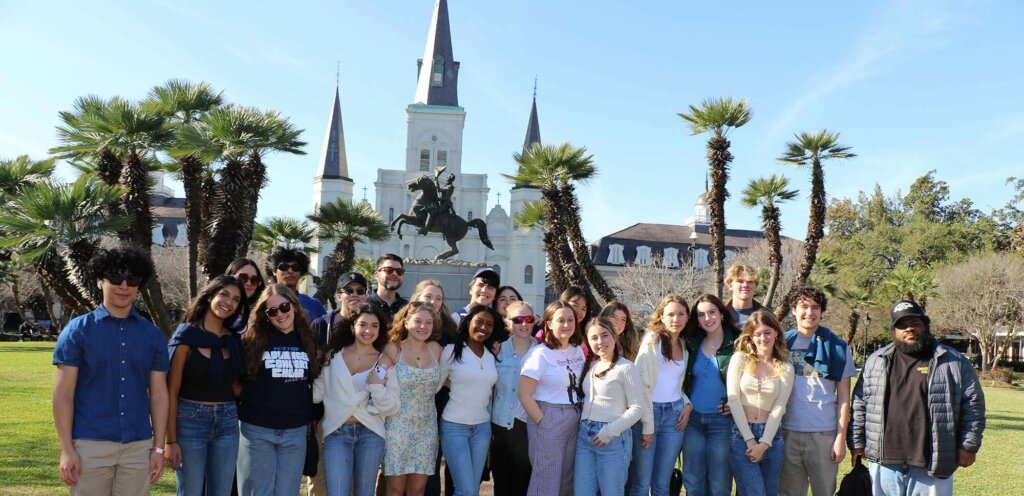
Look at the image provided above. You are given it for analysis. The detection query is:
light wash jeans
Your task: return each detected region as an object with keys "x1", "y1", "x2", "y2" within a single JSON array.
[
  {"x1": 628, "y1": 398, "x2": 686, "y2": 496},
  {"x1": 174, "y1": 400, "x2": 239, "y2": 496},
  {"x1": 682, "y1": 410, "x2": 733, "y2": 496},
  {"x1": 323, "y1": 423, "x2": 385, "y2": 496},
  {"x1": 237, "y1": 421, "x2": 306, "y2": 496},
  {"x1": 574, "y1": 419, "x2": 633, "y2": 496},
  {"x1": 440, "y1": 420, "x2": 491, "y2": 496},
  {"x1": 730, "y1": 422, "x2": 784, "y2": 496},
  {"x1": 869, "y1": 462, "x2": 954, "y2": 496}
]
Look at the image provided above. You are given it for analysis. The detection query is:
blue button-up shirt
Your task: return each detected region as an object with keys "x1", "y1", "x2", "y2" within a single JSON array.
[
  {"x1": 298, "y1": 293, "x2": 327, "y2": 323},
  {"x1": 53, "y1": 305, "x2": 169, "y2": 443}
]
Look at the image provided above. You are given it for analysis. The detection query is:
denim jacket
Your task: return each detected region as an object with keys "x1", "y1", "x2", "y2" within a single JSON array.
[{"x1": 491, "y1": 337, "x2": 538, "y2": 429}]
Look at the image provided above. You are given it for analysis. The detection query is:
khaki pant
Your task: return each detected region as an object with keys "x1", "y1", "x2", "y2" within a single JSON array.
[
  {"x1": 71, "y1": 438, "x2": 152, "y2": 496},
  {"x1": 302, "y1": 422, "x2": 326, "y2": 495},
  {"x1": 779, "y1": 429, "x2": 839, "y2": 496}
]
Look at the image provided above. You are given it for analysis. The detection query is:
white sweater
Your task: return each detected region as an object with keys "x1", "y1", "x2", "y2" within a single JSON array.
[
  {"x1": 633, "y1": 332, "x2": 691, "y2": 435},
  {"x1": 439, "y1": 344, "x2": 498, "y2": 425},
  {"x1": 580, "y1": 358, "x2": 644, "y2": 444},
  {"x1": 313, "y1": 354, "x2": 400, "y2": 440}
]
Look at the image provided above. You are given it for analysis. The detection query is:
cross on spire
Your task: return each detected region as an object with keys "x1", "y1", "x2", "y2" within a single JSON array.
[{"x1": 362, "y1": 186, "x2": 368, "y2": 201}]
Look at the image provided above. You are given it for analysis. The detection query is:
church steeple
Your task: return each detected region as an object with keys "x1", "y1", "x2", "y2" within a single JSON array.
[
  {"x1": 414, "y1": 0, "x2": 460, "y2": 107},
  {"x1": 513, "y1": 82, "x2": 542, "y2": 190},
  {"x1": 316, "y1": 86, "x2": 349, "y2": 179}
]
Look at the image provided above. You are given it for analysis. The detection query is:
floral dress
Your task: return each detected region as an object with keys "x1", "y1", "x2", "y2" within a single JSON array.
[{"x1": 384, "y1": 346, "x2": 441, "y2": 475}]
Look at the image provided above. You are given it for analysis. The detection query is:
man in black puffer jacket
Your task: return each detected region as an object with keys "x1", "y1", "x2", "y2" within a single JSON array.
[{"x1": 849, "y1": 299, "x2": 985, "y2": 495}]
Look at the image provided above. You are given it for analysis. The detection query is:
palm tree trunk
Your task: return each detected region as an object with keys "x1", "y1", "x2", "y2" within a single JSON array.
[
  {"x1": 559, "y1": 184, "x2": 616, "y2": 302},
  {"x1": 206, "y1": 159, "x2": 249, "y2": 277},
  {"x1": 763, "y1": 205, "x2": 783, "y2": 308},
  {"x1": 542, "y1": 188, "x2": 585, "y2": 290},
  {"x1": 542, "y1": 229, "x2": 569, "y2": 294},
  {"x1": 34, "y1": 255, "x2": 90, "y2": 317},
  {"x1": 315, "y1": 240, "x2": 356, "y2": 306},
  {"x1": 197, "y1": 172, "x2": 215, "y2": 277},
  {"x1": 795, "y1": 160, "x2": 826, "y2": 288},
  {"x1": 707, "y1": 136, "x2": 732, "y2": 299},
  {"x1": 237, "y1": 153, "x2": 268, "y2": 257},
  {"x1": 96, "y1": 149, "x2": 123, "y2": 186},
  {"x1": 846, "y1": 310, "x2": 860, "y2": 352},
  {"x1": 38, "y1": 283, "x2": 66, "y2": 333},
  {"x1": 63, "y1": 240, "x2": 101, "y2": 306},
  {"x1": 141, "y1": 277, "x2": 175, "y2": 337},
  {"x1": 119, "y1": 153, "x2": 154, "y2": 249},
  {"x1": 180, "y1": 155, "x2": 205, "y2": 298}
]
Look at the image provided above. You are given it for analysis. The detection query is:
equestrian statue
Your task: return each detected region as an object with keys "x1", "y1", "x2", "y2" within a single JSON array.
[{"x1": 390, "y1": 166, "x2": 494, "y2": 260}]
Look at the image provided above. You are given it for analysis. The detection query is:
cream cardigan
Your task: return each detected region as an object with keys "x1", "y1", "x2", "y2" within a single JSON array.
[
  {"x1": 725, "y1": 353, "x2": 794, "y2": 446},
  {"x1": 312, "y1": 353, "x2": 400, "y2": 440},
  {"x1": 633, "y1": 331, "x2": 691, "y2": 435}
]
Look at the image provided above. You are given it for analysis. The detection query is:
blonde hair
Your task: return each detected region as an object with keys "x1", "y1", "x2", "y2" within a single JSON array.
[
  {"x1": 734, "y1": 309, "x2": 789, "y2": 374},
  {"x1": 387, "y1": 301, "x2": 442, "y2": 343},
  {"x1": 725, "y1": 265, "x2": 759, "y2": 287},
  {"x1": 504, "y1": 301, "x2": 535, "y2": 324}
]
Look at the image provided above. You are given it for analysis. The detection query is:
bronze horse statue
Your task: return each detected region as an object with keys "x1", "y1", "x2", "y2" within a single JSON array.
[{"x1": 390, "y1": 174, "x2": 494, "y2": 260}]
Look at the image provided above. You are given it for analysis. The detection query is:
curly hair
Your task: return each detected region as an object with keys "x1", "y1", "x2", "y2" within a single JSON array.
[
  {"x1": 266, "y1": 246, "x2": 311, "y2": 277},
  {"x1": 787, "y1": 286, "x2": 828, "y2": 312},
  {"x1": 242, "y1": 284, "x2": 318, "y2": 380},
  {"x1": 409, "y1": 280, "x2": 457, "y2": 342},
  {"x1": 734, "y1": 310, "x2": 789, "y2": 375},
  {"x1": 387, "y1": 301, "x2": 442, "y2": 343},
  {"x1": 320, "y1": 304, "x2": 389, "y2": 368},
  {"x1": 87, "y1": 247, "x2": 154, "y2": 285}
]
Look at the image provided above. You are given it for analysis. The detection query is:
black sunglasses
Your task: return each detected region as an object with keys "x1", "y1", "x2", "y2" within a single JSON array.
[
  {"x1": 340, "y1": 287, "x2": 368, "y2": 296},
  {"x1": 276, "y1": 263, "x2": 302, "y2": 273},
  {"x1": 265, "y1": 301, "x2": 293, "y2": 318},
  {"x1": 511, "y1": 315, "x2": 536, "y2": 325},
  {"x1": 105, "y1": 273, "x2": 142, "y2": 287}
]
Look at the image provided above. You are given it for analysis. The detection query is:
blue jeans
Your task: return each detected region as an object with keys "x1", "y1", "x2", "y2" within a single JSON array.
[
  {"x1": 323, "y1": 423, "x2": 386, "y2": 496},
  {"x1": 730, "y1": 422, "x2": 784, "y2": 496},
  {"x1": 628, "y1": 399, "x2": 686, "y2": 496},
  {"x1": 869, "y1": 462, "x2": 954, "y2": 496},
  {"x1": 440, "y1": 420, "x2": 491, "y2": 496},
  {"x1": 574, "y1": 419, "x2": 632, "y2": 496},
  {"x1": 682, "y1": 410, "x2": 733, "y2": 496},
  {"x1": 174, "y1": 400, "x2": 239, "y2": 496},
  {"x1": 237, "y1": 421, "x2": 306, "y2": 496}
]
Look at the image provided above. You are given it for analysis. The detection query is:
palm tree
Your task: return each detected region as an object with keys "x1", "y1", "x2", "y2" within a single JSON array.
[
  {"x1": 740, "y1": 174, "x2": 798, "y2": 307},
  {"x1": 679, "y1": 97, "x2": 752, "y2": 298},
  {"x1": 0, "y1": 177, "x2": 130, "y2": 313},
  {"x1": 883, "y1": 266, "x2": 938, "y2": 310},
  {"x1": 0, "y1": 156, "x2": 56, "y2": 203},
  {"x1": 778, "y1": 129, "x2": 855, "y2": 294},
  {"x1": 505, "y1": 143, "x2": 613, "y2": 300},
  {"x1": 147, "y1": 79, "x2": 223, "y2": 298},
  {"x1": 307, "y1": 200, "x2": 390, "y2": 305},
  {"x1": 839, "y1": 287, "x2": 873, "y2": 354},
  {"x1": 352, "y1": 257, "x2": 377, "y2": 288},
  {"x1": 514, "y1": 199, "x2": 571, "y2": 293},
  {"x1": 253, "y1": 216, "x2": 316, "y2": 253},
  {"x1": 177, "y1": 105, "x2": 306, "y2": 277}
]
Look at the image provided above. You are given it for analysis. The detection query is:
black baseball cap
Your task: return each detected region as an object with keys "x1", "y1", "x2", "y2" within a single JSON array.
[
  {"x1": 472, "y1": 267, "x2": 500, "y2": 288},
  {"x1": 338, "y1": 272, "x2": 368, "y2": 289},
  {"x1": 890, "y1": 299, "x2": 929, "y2": 327}
]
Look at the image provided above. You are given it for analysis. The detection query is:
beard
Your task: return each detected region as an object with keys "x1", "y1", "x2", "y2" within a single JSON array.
[
  {"x1": 895, "y1": 335, "x2": 935, "y2": 357},
  {"x1": 384, "y1": 280, "x2": 402, "y2": 291}
]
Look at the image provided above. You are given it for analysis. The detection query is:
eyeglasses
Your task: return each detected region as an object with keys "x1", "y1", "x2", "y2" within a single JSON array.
[
  {"x1": 264, "y1": 301, "x2": 293, "y2": 318},
  {"x1": 276, "y1": 263, "x2": 302, "y2": 273},
  {"x1": 105, "y1": 273, "x2": 142, "y2": 287},
  {"x1": 235, "y1": 273, "x2": 258, "y2": 285},
  {"x1": 377, "y1": 267, "x2": 405, "y2": 276},
  {"x1": 340, "y1": 287, "x2": 368, "y2": 296},
  {"x1": 511, "y1": 315, "x2": 536, "y2": 325}
]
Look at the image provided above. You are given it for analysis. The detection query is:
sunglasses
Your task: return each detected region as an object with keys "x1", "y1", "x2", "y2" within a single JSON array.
[
  {"x1": 276, "y1": 263, "x2": 302, "y2": 273},
  {"x1": 511, "y1": 315, "x2": 536, "y2": 325},
  {"x1": 235, "y1": 273, "x2": 259, "y2": 285},
  {"x1": 340, "y1": 287, "x2": 368, "y2": 296},
  {"x1": 378, "y1": 267, "x2": 405, "y2": 276},
  {"x1": 264, "y1": 301, "x2": 293, "y2": 318},
  {"x1": 105, "y1": 273, "x2": 142, "y2": 287}
]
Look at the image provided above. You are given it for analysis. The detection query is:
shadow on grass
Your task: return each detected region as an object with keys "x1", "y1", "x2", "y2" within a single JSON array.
[{"x1": 0, "y1": 346, "x2": 55, "y2": 353}]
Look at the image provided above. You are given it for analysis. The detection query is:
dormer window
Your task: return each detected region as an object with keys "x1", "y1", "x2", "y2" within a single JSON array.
[{"x1": 432, "y1": 57, "x2": 444, "y2": 86}]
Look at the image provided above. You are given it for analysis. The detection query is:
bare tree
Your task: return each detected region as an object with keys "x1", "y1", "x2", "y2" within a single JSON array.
[
  {"x1": 607, "y1": 257, "x2": 712, "y2": 326},
  {"x1": 151, "y1": 246, "x2": 192, "y2": 319},
  {"x1": 932, "y1": 252, "x2": 1024, "y2": 372}
]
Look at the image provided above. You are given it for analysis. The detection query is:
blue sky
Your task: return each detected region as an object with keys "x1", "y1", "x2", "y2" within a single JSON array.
[{"x1": 1, "y1": 0, "x2": 1021, "y2": 242}]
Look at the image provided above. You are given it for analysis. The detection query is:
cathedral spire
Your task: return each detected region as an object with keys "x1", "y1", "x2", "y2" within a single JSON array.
[
  {"x1": 523, "y1": 77, "x2": 541, "y2": 151},
  {"x1": 316, "y1": 86, "x2": 349, "y2": 179},
  {"x1": 414, "y1": 0, "x2": 460, "y2": 106}
]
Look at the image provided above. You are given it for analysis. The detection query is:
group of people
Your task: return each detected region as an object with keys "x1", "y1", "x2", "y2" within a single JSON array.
[{"x1": 52, "y1": 247, "x2": 986, "y2": 496}]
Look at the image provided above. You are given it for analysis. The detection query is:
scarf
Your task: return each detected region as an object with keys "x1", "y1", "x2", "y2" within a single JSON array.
[
  {"x1": 167, "y1": 323, "x2": 243, "y2": 385},
  {"x1": 785, "y1": 326, "x2": 848, "y2": 381}
]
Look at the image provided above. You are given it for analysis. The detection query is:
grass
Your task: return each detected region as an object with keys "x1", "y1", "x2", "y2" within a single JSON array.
[{"x1": 1, "y1": 342, "x2": 1022, "y2": 495}]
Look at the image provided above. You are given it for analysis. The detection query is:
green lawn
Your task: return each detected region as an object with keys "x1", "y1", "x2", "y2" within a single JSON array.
[{"x1": 1, "y1": 341, "x2": 1022, "y2": 495}]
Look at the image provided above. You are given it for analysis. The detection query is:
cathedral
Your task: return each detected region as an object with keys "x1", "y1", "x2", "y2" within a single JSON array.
[{"x1": 309, "y1": 0, "x2": 547, "y2": 311}]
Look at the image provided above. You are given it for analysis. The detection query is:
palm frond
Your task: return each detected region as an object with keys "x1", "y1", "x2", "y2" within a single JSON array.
[
  {"x1": 740, "y1": 174, "x2": 799, "y2": 208},
  {"x1": 677, "y1": 97, "x2": 752, "y2": 138},
  {"x1": 778, "y1": 129, "x2": 856, "y2": 166}
]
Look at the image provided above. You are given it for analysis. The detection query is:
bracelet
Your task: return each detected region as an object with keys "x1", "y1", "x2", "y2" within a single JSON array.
[
  {"x1": 152, "y1": 447, "x2": 165, "y2": 454},
  {"x1": 165, "y1": 441, "x2": 178, "y2": 445}
]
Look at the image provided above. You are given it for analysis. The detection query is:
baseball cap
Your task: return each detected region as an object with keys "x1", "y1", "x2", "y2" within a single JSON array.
[
  {"x1": 338, "y1": 272, "x2": 368, "y2": 289},
  {"x1": 472, "y1": 267, "x2": 500, "y2": 288},
  {"x1": 890, "y1": 299, "x2": 929, "y2": 327}
]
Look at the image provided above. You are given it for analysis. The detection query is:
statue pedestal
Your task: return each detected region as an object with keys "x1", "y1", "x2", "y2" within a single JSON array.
[{"x1": 401, "y1": 259, "x2": 490, "y2": 312}]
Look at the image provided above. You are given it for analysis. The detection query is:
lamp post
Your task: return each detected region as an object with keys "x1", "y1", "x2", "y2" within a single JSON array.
[
  {"x1": 862, "y1": 313, "x2": 872, "y2": 360},
  {"x1": 688, "y1": 231, "x2": 698, "y2": 290}
]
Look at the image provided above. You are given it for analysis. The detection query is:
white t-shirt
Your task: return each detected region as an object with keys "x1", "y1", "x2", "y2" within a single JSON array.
[
  {"x1": 440, "y1": 344, "x2": 498, "y2": 425},
  {"x1": 782, "y1": 332, "x2": 856, "y2": 432},
  {"x1": 520, "y1": 344, "x2": 586, "y2": 405}
]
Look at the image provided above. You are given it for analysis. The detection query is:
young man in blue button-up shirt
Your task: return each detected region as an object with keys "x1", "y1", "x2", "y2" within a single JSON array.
[{"x1": 52, "y1": 247, "x2": 170, "y2": 495}]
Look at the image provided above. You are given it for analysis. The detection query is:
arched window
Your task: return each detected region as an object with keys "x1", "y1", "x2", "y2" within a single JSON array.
[
  {"x1": 420, "y1": 149, "x2": 430, "y2": 171},
  {"x1": 432, "y1": 57, "x2": 444, "y2": 86},
  {"x1": 607, "y1": 244, "x2": 625, "y2": 265},
  {"x1": 663, "y1": 247, "x2": 680, "y2": 268},
  {"x1": 635, "y1": 246, "x2": 652, "y2": 265},
  {"x1": 389, "y1": 208, "x2": 395, "y2": 224},
  {"x1": 437, "y1": 150, "x2": 447, "y2": 169},
  {"x1": 524, "y1": 265, "x2": 534, "y2": 285}
]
